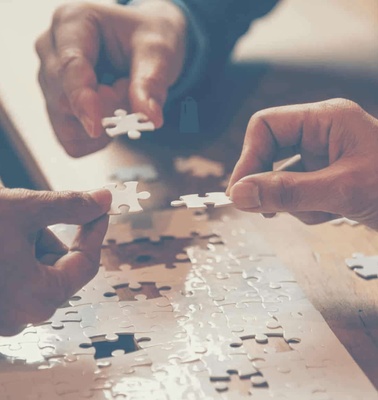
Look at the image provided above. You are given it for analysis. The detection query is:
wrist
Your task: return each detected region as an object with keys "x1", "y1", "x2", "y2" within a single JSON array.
[{"x1": 131, "y1": 0, "x2": 187, "y2": 33}]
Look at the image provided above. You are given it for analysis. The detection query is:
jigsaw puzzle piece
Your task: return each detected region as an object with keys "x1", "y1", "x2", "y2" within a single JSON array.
[
  {"x1": 69, "y1": 266, "x2": 118, "y2": 307},
  {"x1": 174, "y1": 156, "x2": 225, "y2": 178},
  {"x1": 105, "y1": 181, "x2": 151, "y2": 215},
  {"x1": 253, "y1": 352, "x2": 329, "y2": 400},
  {"x1": 77, "y1": 303, "x2": 133, "y2": 342},
  {"x1": 120, "y1": 296, "x2": 173, "y2": 316},
  {"x1": 345, "y1": 253, "x2": 378, "y2": 279},
  {"x1": 220, "y1": 302, "x2": 283, "y2": 343},
  {"x1": 38, "y1": 323, "x2": 94, "y2": 361},
  {"x1": 102, "y1": 109, "x2": 155, "y2": 139},
  {"x1": 171, "y1": 192, "x2": 233, "y2": 209},
  {"x1": 36, "y1": 307, "x2": 81, "y2": 330},
  {"x1": 109, "y1": 164, "x2": 158, "y2": 183}
]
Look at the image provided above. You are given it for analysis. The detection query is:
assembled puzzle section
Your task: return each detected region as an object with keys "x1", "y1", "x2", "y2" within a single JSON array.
[{"x1": 0, "y1": 209, "x2": 377, "y2": 399}]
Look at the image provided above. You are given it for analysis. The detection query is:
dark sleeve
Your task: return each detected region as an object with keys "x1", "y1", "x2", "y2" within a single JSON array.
[
  {"x1": 181, "y1": 0, "x2": 278, "y2": 66},
  {"x1": 167, "y1": 0, "x2": 279, "y2": 97}
]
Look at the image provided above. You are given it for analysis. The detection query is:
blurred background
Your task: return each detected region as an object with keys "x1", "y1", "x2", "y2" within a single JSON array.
[{"x1": 234, "y1": 0, "x2": 378, "y2": 79}]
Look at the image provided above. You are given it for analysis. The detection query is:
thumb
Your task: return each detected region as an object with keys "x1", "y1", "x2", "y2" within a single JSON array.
[
  {"x1": 128, "y1": 43, "x2": 172, "y2": 129},
  {"x1": 29, "y1": 188, "x2": 112, "y2": 229},
  {"x1": 38, "y1": 214, "x2": 109, "y2": 305},
  {"x1": 230, "y1": 169, "x2": 341, "y2": 214}
]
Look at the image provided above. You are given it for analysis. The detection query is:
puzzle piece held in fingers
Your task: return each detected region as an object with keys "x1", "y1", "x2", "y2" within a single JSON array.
[
  {"x1": 171, "y1": 192, "x2": 233, "y2": 209},
  {"x1": 105, "y1": 181, "x2": 151, "y2": 215},
  {"x1": 102, "y1": 109, "x2": 155, "y2": 139}
]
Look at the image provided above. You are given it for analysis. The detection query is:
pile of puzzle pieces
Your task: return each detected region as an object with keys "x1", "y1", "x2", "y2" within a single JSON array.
[{"x1": 0, "y1": 208, "x2": 376, "y2": 399}]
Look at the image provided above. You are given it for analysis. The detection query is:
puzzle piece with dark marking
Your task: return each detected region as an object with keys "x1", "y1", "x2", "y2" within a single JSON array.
[
  {"x1": 345, "y1": 253, "x2": 378, "y2": 279},
  {"x1": 171, "y1": 192, "x2": 232, "y2": 209},
  {"x1": 102, "y1": 109, "x2": 155, "y2": 139}
]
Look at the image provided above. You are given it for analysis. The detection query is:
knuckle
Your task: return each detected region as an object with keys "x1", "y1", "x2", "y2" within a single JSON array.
[
  {"x1": 271, "y1": 173, "x2": 298, "y2": 210},
  {"x1": 2, "y1": 188, "x2": 35, "y2": 216},
  {"x1": 322, "y1": 98, "x2": 363, "y2": 116},
  {"x1": 42, "y1": 191, "x2": 89, "y2": 221},
  {"x1": 37, "y1": 69, "x2": 45, "y2": 88},
  {"x1": 57, "y1": 48, "x2": 83, "y2": 76},
  {"x1": 34, "y1": 33, "x2": 47, "y2": 57},
  {"x1": 60, "y1": 191, "x2": 89, "y2": 209},
  {"x1": 335, "y1": 170, "x2": 361, "y2": 214},
  {"x1": 246, "y1": 110, "x2": 275, "y2": 143},
  {"x1": 243, "y1": 111, "x2": 272, "y2": 152},
  {"x1": 247, "y1": 111, "x2": 268, "y2": 131},
  {"x1": 53, "y1": 3, "x2": 93, "y2": 26}
]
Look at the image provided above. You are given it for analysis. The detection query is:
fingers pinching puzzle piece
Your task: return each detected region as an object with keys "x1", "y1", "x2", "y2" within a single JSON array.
[
  {"x1": 102, "y1": 109, "x2": 155, "y2": 139},
  {"x1": 105, "y1": 181, "x2": 151, "y2": 215},
  {"x1": 171, "y1": 192, "x2": 233, "y2": 209}
]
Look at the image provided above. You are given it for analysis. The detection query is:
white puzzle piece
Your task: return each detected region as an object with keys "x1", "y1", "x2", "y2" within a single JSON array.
[
  {"x1": 345, "y1": 252, "x2": 378, "y2": 279},
  {"x1": 105, "y1": 181, "x2": 151, "y2": 215},
  {"x1": 174, "y1": 156, "x2": 225, "y2": 178},
  {"x1": 171, "y1": 193, "x2": 233, "y2": 209},
  {"x1": 102, "y1": 109, "x2": 155, "y2": 139}
]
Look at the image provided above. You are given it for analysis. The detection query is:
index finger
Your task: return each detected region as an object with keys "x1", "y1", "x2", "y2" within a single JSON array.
[
  {"x1": 52, "y1": 6, "x2": 102, "y2": 137},
  {"x1": 227, "y1": 101, "x2": 333, "y2": 193}
]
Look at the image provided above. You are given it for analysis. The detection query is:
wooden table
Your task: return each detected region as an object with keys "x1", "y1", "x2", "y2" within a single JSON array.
[{"x1": 0, "y1": 0, "x2": 378, "y2": 391}]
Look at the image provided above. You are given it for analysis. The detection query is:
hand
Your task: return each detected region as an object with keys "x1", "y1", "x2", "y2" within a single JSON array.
[
  {"x1": 227, "y1": 99, "x2": 378, "y2": 229},
  {"x1": 0, "y1": 187, "x2": 111, "y2": 336},
  {"x1": 36, "y1": 1, "x2": 187, "y2": 157}
]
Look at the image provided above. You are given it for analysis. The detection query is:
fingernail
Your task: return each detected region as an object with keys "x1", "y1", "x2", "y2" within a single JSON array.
[
  {"x1": 230, "y1": 181, "x2": 261, "y2": 209},
  {"x1": 88, "y1": 189, "x2": 112, "y2": 213},
  {"x1": 261, "y1": 213, "x2": 276, "y2": 219},
  {"x1": 80, "y1": 115, "x2": 96, "y2": 138}
]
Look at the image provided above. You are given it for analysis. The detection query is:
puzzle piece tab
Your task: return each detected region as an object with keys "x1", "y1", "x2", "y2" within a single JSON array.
[
  {"x1": 105, "y1": 181, "x2": 151, "y2": 215},
  {"x1": 171, "y1": 193, "x2": 233, "y2": 209},
  {"x1": 102, "y1": 109, "x2": 155, "y2": 139}
]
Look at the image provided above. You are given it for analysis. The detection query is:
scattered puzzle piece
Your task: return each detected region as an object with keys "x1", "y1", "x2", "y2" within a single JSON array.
[
  {"x1": 109, "y1": 165, "x2": 158, "y2": 183},
  {"x1": 105, "y1": 181, "x2": 151, "y2": 215},
  {"x1": 171, "y1": 193, "x2": 233, "y2": 209},
  {"x1": 174, "y1": 156, "x2": 224, "y2": 178},
  {"x1": 102, "y1": 109, "x2": 155, "y2": 139},
  {"x1": 330, "y1": 217, "x2": 359, "y2": 226},
  {"x1": 345, "y1": 253, "x2": 378, "y2": 279}
]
